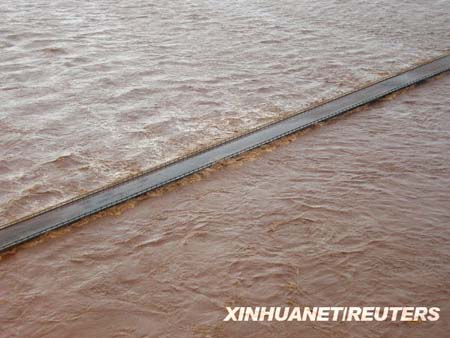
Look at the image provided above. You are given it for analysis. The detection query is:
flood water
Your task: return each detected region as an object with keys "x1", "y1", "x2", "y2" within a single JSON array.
[
  {"x1": 1, "y1": 0, "x2": 449, "y2": 225},
  {"x1": 1, "y1": 72, "x2": 450, "y2": 338},
  {"x1": 1, "y1": 1, "x2": 450, "y2": 337}
]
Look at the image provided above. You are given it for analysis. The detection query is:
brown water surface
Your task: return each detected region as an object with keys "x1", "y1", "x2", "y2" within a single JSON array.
[
  {"x1": 0, "y1": 73, "x2": 449, "y2": 337},
  {"x1": 1, "y1": 0, "x2": 449, "y2": 224}
]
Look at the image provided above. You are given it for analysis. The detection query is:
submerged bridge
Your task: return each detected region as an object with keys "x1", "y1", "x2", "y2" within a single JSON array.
[{"x1": 1, "y1": 54, "x2": 449, "y2": 252}]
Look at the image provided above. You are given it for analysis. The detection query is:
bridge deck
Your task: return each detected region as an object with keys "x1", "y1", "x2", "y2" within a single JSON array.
[{"x1": 1, "y1": 54, "x2": 449, "y2": 252}]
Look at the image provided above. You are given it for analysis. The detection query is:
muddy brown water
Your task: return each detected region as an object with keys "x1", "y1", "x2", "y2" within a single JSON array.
[
  {"x1": 1, "y1": 0, "x2": 450, "y2": 337},
  {"x1": 1, "y1": 74, "x2": 450, "y2": 337},
  {"x1": 1, "y1": 0, "x2": 449, "y2": 225}
]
